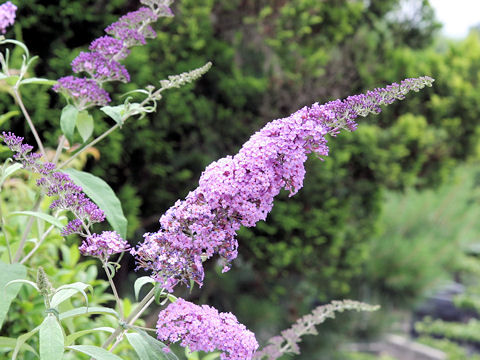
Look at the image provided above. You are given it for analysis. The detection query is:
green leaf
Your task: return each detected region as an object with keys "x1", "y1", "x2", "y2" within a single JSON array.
[
  {"x1": 20, "y1": 77, "x2": 57, "y2": 86},
  {"x1": 5, "y1": 75, "x2": 19, "y2": 86},
  {"x1": 134, "y1": 276, "x2": 154, "y2": 300},
  {"x1": 59, "y1": 306, "x2": 119, "y2": 321},
  {"x1": 76, "y1": 110, "x2": 94, "y2": 143},
  {"x1": 100, "y1": 105, "x2": 125, "y2": 126},
  {"x1": 0, "y1": 336, "x2": 37, "y2": 356},
  {"x1": 0, "y1": 261, "x2": 27, "y2": 329},
  {"x1": 65, "y1": 327, "x2": 115, "y2": 346},
  {"x1": 63, "y1": 169, "x2": 127, "y2": 239},
  {"x1": 12, "y1": 325, "x2": 40, "y2": 360},
  {"x1": 0, "y1": 110, "x2": 20, "y2": 127},
  {"x1": 66, "y1": 345, "x2": 123, "y2": 360},
  {"x1": 154, "y1": 282, "x2": 164, "y2": 305},
  {"x1": 39, "y1": 314, "x2": 64, "y2": 360},
  {"x1": 0, "y1": 162, "x2": 22, "y2": 187},
  {"x1": 9, "y1": 211, "x2": 64, "y2": 229},
  {"x1": 126, "y1": 330, "x2": 178, "y2": 360},
  {"x1": 60, "y1": 105, "x2": 78, "y2": 145},
  {"x1": 201, "y1": 352, "x2": 221, "y2": 360},
  {"x1": 5, "y1": 279, "x2": 39, "y2": 292},
  {"x1": 50, "y1": 282, "x2": 92, "y2": 308}
]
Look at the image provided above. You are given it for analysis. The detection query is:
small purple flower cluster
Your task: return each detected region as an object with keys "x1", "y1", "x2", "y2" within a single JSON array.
[
  {"x1": 53, "y1": 0, "x2": 174, "y2": 110},
  {"x1": 0, "y1": 1, "x2": 16, "y2": 34},
  {"x1": 79, "y1": 231, "x2": 129, "y2": 260},
  {"x1": 1, "y1": 132, "x2": 105, "y2": 236},
  {"x1": 156, "y1": 299, "x2": 258, "y2": 360},
  {"x1": 133, "y1": 77, "x2": 434, "y2": 291}
]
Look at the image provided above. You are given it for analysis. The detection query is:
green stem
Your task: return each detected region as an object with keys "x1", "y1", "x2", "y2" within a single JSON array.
[
  {"x1": 13, "y1": 195, "x2": 42, "y2": 262},
  {"x1": 0, "y1": 196, "x2": 12, "y2": 264},
  {"x1": 12, "y1": 88, "x2": 46, "y2": 158},
  {"x1": 52, "y1": 135, "x2": 65, "y2": 165},
  {"x1": 102, "y1": 260, "x2": 124, "y2": 320},
  {"x1": 57, "y1": 123, "x2": 120, "y2": 170},
  {"x1": 109, "y1": 294, "x2": 156, "y2": 352},
  {"x1": 20, "y1": 223, "x2": 55, "y2": 264},
  {"x1": 102, "y1": 287, "x2": 156, "y2": 349}
]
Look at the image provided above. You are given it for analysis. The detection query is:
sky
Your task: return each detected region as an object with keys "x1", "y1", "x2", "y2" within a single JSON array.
[{"x1": 430, "y1": 0, "x2": 480, "y2": 38}]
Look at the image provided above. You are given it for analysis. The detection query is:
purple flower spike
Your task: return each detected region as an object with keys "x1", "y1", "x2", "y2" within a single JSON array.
[
  {"x1": 1, "y1": 132, "x2": 106, "y2": 235},
  {"x1": 79, "y1": 231, "x2": 130, "y2": 260},
  {"x1": 157, "y1": 299, "x2": 258, "y2": 360},
  {"x1": 53, "y1": 76, "x2": 111, "y2": 110},
  {"x1": 0, "y1": 1, "x2": 16, "y2": 34},
  {"x1": 105, "y1": 7, "x2": 158, "y2": 46},
  {"x1": 133, "y1": 77, "x2": 434, "y2": 291}
]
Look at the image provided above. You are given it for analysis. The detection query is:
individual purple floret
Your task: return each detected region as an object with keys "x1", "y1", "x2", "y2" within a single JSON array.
[
  {"x1": 157, "y1": 299, "x2": 258, "y2": 360},
  {"x1": 0, "y1": 1, "x2": 16, "y2": 34},
  {"x1": 133, "y1": 77, "x2": 434, "y2": 291},
  {"x1": 71, "y1": 52, "x2": 130, "y2": 82},
  {"x1": 79, "y1": 231, "x2": 130, "y2": 260},
  {"x1": 53, "y1": 76, "x2": 111, "y2": 110},
  {"x1": 1, "y1": 132, "x2": 105, "y2": 236}
]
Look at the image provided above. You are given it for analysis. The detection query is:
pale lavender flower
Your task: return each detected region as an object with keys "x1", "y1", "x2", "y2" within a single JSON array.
[
  {"x1": 157, "y1": 299, "x2": 258, "y2": 360},
  {"x1": 133, "y1": 77, "x2": 434, "y2": 291},
  {"x1": 1, "y1": 132, "x2": 105, "y2": 236},
  {"x1": 0, "y1": 1, "x2": 16, "y2": 34},
  {"x1": 79, "y1": 231, "x2": 129, "y2": 259}
]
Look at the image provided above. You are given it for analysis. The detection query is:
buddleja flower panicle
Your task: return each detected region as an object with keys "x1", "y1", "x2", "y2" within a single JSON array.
[
  {"x1": 1, "y1": 132, "x2": 105, "y2": 236},
  {"x1": 253, "y1": 300, "x2": 380, "y2": 360},
  {"x1": 79, "y1": 231, "x2": 130, "y2": 260},
  {"x1": 54, "y1": 0, "x2": 174, "y2": 110},
  {"x1": 133, "y1": 77, "x2": 434, "y2": 292},
  {"x1": 157, "y1": 299, "x2": 259, "y2": 360}
]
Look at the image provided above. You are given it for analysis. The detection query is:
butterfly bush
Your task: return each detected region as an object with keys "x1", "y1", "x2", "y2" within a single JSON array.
[
  {"x1": 157, "y1": 298, "x2": 259, "y2": 360},
  {"x1": 0, "y1": 0, "x2": 437, "y2": 359},
  {"x1": 132, "y1": 76, "x2": 434, "y2": 292}
]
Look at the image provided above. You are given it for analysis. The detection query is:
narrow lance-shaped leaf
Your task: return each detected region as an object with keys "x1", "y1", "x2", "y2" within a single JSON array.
[
  {"x1": 0, "y1": 261, "x2": 26, "y2": 329},
  {"x1": 63, "y1": 168, "x2": 127, "y2": 239},
  {"x1": 134, "y1": 276, "x2": 154, "y2": 300},
  {"x1": 66, "y1": 345, "x2": 123, "y2": 360},
  {"x1": 76, "y1": 110, "x2": 94, "y2": 143},
  {"x1": 126, "y1": 330, "x2": 179, "y2": 360},
  {"x1": 60, "y1": 105, "x2": 78, "y2": 145},
  {"x1": 9, "y1": 211, "x2": 64, "y2": 229},
  {"x1": 39, "y1": 314, "x2": 64, "y2": 360}
]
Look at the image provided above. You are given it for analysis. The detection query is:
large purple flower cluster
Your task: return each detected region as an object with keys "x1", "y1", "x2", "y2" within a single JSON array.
[
  {"x1": 156, "y1": 299, "x2": 258, "y2": 360},
  {"x1": 1, "y1": 132, "x2": 105, "y2": 236},
  {"x1": 133, "y1": 77, "x2": 434, "y2": 291},
  {"x1": 53, "y1": 0, "x2": 173, "y2": 110},
  {"x1": 0, "y1": 1, "x2": 16, "y2": 34},
  {"x1": 79, "y1": 231, "x2": 129, "y2": 260}
]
